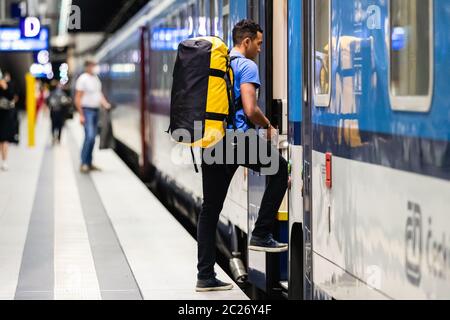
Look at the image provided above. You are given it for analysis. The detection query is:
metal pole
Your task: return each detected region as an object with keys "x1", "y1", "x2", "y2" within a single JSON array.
[
  {"x1": 26, "y1": 73, "x2": 37, "y2": 148},
  {"x1": 27, "y1": 0, "x2": 38, "y2": 17}
]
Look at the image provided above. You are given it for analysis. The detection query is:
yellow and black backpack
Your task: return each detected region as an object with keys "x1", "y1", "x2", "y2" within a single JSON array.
[{"x1": 168, "y1": 36, "x2": 236, "y2": 152}]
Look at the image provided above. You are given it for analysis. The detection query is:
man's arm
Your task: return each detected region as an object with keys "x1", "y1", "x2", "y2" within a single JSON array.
[
  {"x1": 75, "y1": 90, "x2": 85, "y2": 124},
  {"x1": 100, "y1": 93, "x2": 111, "y2": 110},
  {"x1": 0, "y1": 80, "x2": 7, "y2": 90},
  {"x1": 241, "y1": 83, "x2": 275, "y2": 139}
]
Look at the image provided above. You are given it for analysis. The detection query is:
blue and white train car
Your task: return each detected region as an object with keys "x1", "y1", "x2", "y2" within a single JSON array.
[
  {"x1": 289, "y1": 0, "x2": 450, "y2": 299},
  {"x1": 95, "y1": 0, "x2": 450, "y2": 300}
]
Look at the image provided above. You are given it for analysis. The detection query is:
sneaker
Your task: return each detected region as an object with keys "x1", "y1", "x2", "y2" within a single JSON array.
[
  {"x1": 80, "y1": 165, "x2": 90, "y2": 174},
  {"x1": 249, "y1": 234, "x2": 288, "y2": 253},
  {"x1": 89, "y1": 164, "x2": 102, "y2": 172},
  {"x1": 196, "y1": 278, "x2": 234, "y2": 292},
  {"x1": 1, "y1": 162, "x2": 8, "y2": 172}
]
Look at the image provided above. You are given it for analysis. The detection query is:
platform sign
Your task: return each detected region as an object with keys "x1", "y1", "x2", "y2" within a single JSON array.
[
  {"x1": 0, "y1": 26, "x2": 49, "y2": 52},
  {"x1": 21, "y1": 17, "x2": 41, "y2": 38}
]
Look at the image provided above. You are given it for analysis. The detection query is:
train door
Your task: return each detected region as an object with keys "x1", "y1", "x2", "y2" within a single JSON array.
[
  {"x1": 246, "y1": 0, "x2": 270, "y2": 295},
  {"x1": 287, "y1": 0, "x2": 304, "y2": 300},
  {"x1": 245, "y1": 0, "x2": 290, "y2": 298},
  {"x1": 139, "y1": 26, "x2": 151, "y2": 178},
  {"x1": 302, "y1": 0, "x2": 314, "y2": 300},
  {"x1": 272, "y1": 0, "x2": 290, "y2": 298}
]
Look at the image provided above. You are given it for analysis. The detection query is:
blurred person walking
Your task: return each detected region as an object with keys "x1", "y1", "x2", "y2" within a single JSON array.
[
  {"x1": 48, "y1": 80, "x2": 71, "y2": 144},
  {"x1": 75, "y1": 60, "x2": 111, "y2": 174},
  {"x1": 3, "y1": 72, "x2": 20, "y2": 144},
  {"x1": 36, "y1": 80, "x2": 49, "y2": 122},
  {"x1": 0, "y1": 70, "x2": 16, "y2": 171}
]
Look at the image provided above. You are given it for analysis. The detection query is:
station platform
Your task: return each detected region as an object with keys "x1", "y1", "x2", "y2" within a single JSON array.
[{"x1": 0, "y1": 113, "x2": 248, "y2": 301}]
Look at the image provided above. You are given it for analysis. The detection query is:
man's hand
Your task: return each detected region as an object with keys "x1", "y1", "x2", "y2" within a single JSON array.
[
  {"x1": 266, "y1": 125, "x2": 274, "y2": 141},
  {"x1": 0, "y1": 80, "x2": 7, "y2": 90},
  {"x1": 80, "y1": 114, "x2": 86, "y2": 125},
  {"x1": 75, "y1": 90, "x2": 84, "y2": 124},
  {"x1": 101, "y1": 94, "x2": 111, "y2": 110},
  {"x1": 266, "y1": 124, "x2": 278, "y2": 143}
]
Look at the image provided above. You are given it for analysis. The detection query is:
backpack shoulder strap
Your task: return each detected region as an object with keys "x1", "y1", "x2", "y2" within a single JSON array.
[
  {"x1": 226, "y1": 55, "x2": 244, "y2": 130},
  {"x1": 225, "y1": 59, "x2": 237, "y2": 130},
  {"x1": 190, "y1": 146, "x2": 199, "y2": 173}
]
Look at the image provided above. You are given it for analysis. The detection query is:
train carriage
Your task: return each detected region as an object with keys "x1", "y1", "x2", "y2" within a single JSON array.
[
  {"x1": 95, "y1": 0, "x2": 450, "y2": 300},
  {"x1": 302, "y1": 0, "x2": 450, "y2": 300}
]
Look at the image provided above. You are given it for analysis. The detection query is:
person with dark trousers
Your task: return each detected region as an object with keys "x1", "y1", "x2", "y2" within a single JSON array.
[
  {"x1": 196, "y1": 20, "x2": 289, "y2": 292},
  {"x1": 0, "y1": 71, "x2": 16, "y2": 171},
  {"x1": 48, "y1": 80, "x2": 71, "y2": 144},
  {"x1": 3, "y1": 72, "x2": 20, "y2": 145}
]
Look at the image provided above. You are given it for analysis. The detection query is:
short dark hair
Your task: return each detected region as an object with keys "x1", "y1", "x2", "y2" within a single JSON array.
[
  {"x1": 232, "y1": 19, "x2": 263, "y2": 46},
  {"x1": 84, "y1": 60, "x2": 96, "y2": 68}
]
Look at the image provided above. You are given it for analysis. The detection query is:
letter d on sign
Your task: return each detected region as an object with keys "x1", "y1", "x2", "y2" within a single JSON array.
[{"x1": 23, "y1": 17, "x2": 41, "y2": 38}]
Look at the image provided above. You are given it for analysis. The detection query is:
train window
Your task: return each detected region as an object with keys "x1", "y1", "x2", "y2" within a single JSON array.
[
  {"x1": 248, "y1": 0, "x2": 260, "y2": 23},
  {"x1": 198, "y1": 0, "x2": 208, "y2": 36},
  {"x1": 199, "y1": 0, "x2": 205, "y2": 16},
  {"x1": 389, "y1": 0, "x2": 433, "y2": 112},
  {"x1": 247, "y1": 0, "x2": 260, "y2": 66},
  {"x1": 222, "y1": 0, "x2": 230, "y2": 45},
  {"x1": 314, "y1": 0, "x2": 332, "y2": 107},
  {"x1": 188, "y1": 3, "x2": 195, "y2": 37},
  {"x1": 210, "y1": 0, "x2": 221, "y2": 36},
  {"x1": 179, "y1": 9, "x2": 186, "y2": 32}
]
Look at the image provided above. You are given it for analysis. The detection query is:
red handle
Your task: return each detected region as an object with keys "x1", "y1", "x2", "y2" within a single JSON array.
[{"x1": 326, "y1": 153, "x2": 332, "y2": 189}]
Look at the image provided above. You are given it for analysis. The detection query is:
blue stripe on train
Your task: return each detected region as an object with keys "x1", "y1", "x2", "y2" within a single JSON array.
[
  {"x1": 289, "y1": 121, "x2": 302, "y2": 146},
  {"x1": 288, "y1": 0, "x2": 303, "y2": 125},
  {"x1": 313, "y1": 124, "x2": 450, "y2": 181}
]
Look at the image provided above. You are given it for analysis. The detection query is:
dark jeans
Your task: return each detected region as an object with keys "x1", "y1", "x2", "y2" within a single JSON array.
[
  {"x1": 51, "y1": 110, "x2": 65, "y2": 141},
  {"x1": 81, "y1": 107, "x2": 99, "y2": 166},
  {"x1": 197, "y1": 134, "x2": 288, "y2": 280}
]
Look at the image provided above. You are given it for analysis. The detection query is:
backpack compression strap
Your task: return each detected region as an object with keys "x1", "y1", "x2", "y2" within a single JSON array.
[{"x1": 207, "y1": 68, "x2": 232, "y2": 124}]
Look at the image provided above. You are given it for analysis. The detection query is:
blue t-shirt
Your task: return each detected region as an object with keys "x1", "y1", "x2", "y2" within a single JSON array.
[{"x1": 228, "y1": 49, "x2": 261, "y2": 132}]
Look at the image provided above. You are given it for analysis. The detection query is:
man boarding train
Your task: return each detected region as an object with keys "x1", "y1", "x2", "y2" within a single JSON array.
[{"x1": 193, "y1": 20, "x2": 289, "y2": 292}]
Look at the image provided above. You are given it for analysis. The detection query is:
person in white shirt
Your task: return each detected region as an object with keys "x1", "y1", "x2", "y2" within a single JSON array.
[{"x1": 75, "y1": 60, "x2": 111, "y2": 173}]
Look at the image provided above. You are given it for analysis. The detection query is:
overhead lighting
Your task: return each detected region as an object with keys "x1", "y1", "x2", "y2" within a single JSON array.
[
  {"x1": 37, "y1": 50, "x2": 49, "y2": 64},
  {"x1": 111, "y1": 64, "x2": 136, "y2": 74},
  {"x1": 59, "y1": 63, "x2": 69, "y2": 72},
  {"x1": 198, "y1": 17, "x2": 207, "y2": 36},
  {"x1": 30, "y1": 63, "x2": 45, "y2": 75},
  {"x1": 43, "y1": 63, "x2": 53, "y2": 74},
  {"x1": 51, "y1": 35, "x2": 70, "y2": 48}
]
